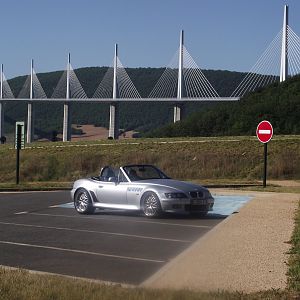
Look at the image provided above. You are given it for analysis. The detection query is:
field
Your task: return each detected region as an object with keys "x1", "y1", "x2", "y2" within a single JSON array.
[{"x1": 0, "y1": 135, "x2": 300, "y2": 184}]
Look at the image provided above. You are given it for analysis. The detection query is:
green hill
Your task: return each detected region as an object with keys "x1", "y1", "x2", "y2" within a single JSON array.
[
  {"x1": 146, "y1": 75, "x2": 300, "y2": 137},
  {"x1": 3, "y1": 67, "x2": 245, "y2": 137}
]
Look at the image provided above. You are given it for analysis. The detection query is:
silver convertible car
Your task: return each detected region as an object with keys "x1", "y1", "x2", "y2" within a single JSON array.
[{"x1": 71, "y1": 164, "x2": 214, "y2": 217}]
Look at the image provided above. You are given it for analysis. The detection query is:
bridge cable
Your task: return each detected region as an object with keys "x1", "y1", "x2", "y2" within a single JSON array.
[
  {"x1": 2, "y1": 73, "x2": 14, "y2": 98},
  {"x1": 231, "y1": 29, "x2": 282, "y2": 97}
]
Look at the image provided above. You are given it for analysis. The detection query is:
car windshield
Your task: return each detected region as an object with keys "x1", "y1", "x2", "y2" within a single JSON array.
[{"x1": 123, "y1": 165, "x2": 169, "y2": 181}]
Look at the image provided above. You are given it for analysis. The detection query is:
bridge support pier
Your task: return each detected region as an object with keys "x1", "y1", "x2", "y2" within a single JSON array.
[
  {"x1": 109, "y1": 102, "x2": 119, "y2": 139},
  {"x1": 109, "y1": 44, "x2": 120, "y2": 140},
  {"x1": 27, "y1": 60, "x2": 35, "y2": 143},
  {"x1": 63, "y1": 102, "x2": 72, "y2": 142},
  {"x1": 173, "y1": 103, "x2": 184, "y2": 123},
  {"x1": 0, "y1": 102, "x2": 4, "y2": 138},
  {"x1": 173, "y1": 105, "x2": 180, "y2": 122},
  {"x1": 26, "y1": 102, "x2": 34, "y2": 143}
]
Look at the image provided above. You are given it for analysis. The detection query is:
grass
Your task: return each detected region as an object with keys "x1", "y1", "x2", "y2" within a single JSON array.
[
  {"x1": 0, "y1": 267, "x2": 296, "y2": 300},
  {"x1": 288, "y1": 201, "x2": 300, "y2": 292},
  {"x1": 0, "y1": 136, "x2": 300, "y2": 184},
  {"x1": 0, "y1": 181, "x2": 72, "y2": 191},
  {"x1": 238, "y1": 186, "x2": 300, "y2": 194}
]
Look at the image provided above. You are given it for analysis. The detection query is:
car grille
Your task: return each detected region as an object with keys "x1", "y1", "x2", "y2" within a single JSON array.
[{"x1": 189, "y1": 191, "x2": 204, "y2": 199}]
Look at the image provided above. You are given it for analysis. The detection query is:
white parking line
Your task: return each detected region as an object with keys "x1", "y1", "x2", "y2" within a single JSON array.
[
  {"x1": 26, "y1": 212, "x2": 212, "y2": 228},
  {"x1": 0, "y1": 221, "x2": 190, "y2": 243},
  {"x1": 14, "y1": 211, "x2": 28, "y2": 215},
  {"x1": 0, "y1": 240, "x2": 164, "y2": 263}
]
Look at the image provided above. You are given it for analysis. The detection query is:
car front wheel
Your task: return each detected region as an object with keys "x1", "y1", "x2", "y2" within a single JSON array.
[
  {"x1": 74, "y1": 188, "x2": 95, "y2": 215},
  {"x1": 141, "y1": 192, "x2": 162, "y2": 218}
]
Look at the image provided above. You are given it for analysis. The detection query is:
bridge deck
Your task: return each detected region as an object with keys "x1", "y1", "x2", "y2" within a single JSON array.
[{"x1": 0, "y1": 97, "x2": 240, "y2": 103}]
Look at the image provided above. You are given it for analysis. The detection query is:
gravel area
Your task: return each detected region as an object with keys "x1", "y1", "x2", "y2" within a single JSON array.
[{"x1": 142, "y1": 190, "x2": 299, "y2": 293}]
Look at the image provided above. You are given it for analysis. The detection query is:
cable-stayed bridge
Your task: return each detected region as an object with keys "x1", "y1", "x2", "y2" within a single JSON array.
[{"x1": 0, "y1": 5, "x2": 300, "y2": 141}]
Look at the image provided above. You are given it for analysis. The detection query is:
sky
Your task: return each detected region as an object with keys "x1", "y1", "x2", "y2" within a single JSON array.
[{"x1": 1, "y1": 0, "x2": 300, "y2": 79}]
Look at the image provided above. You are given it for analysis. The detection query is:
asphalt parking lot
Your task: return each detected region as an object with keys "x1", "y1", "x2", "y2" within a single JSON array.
[{"x1": 0, "y1": 191, "x2": 228, "y2": 285}]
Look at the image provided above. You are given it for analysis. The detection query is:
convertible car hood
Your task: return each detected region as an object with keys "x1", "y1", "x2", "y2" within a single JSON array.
[{"x1": 133, "y1": 179, "x2": 207, "y2": 192}]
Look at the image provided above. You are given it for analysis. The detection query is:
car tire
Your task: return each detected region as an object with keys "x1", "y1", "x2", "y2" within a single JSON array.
[
  {"x1": 141, "y1": 192, "x2": 162, "y2": 218},
  {"x1": 74, "y1": 188, "x2": 95, "y2": 215}
]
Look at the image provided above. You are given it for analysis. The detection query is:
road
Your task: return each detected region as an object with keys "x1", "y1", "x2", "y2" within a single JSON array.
[{"x1": 0, "y1": 191, "x2": 224, "y2": 285}]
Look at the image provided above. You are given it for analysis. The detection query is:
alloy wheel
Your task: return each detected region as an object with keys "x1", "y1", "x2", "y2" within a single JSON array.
[{"x1": 143, "y1": 193, "x2": 161, "y2": 217}]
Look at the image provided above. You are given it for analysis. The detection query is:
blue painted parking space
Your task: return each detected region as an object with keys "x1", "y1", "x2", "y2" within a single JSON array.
[{"x1": 209, "y1": 195, "x2": 253, "y2": 216}]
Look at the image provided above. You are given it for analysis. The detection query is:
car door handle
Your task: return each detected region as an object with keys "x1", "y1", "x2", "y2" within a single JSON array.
[{"x1": 98, "y1": 185, "x2": 103, "y2": 188}]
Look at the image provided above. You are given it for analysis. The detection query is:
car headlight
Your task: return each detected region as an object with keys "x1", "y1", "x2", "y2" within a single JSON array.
[
  {"x1": 165, "y1": 192, "x2": 187, "y2": 199},
  {"x1": 207, "y1": 191, "x2": 214, "y2": 199}
]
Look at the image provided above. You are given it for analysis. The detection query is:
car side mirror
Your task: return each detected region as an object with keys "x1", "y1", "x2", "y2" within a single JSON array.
[{"x1": 108, "y1": 176, "x2": 118, "y2": 183}]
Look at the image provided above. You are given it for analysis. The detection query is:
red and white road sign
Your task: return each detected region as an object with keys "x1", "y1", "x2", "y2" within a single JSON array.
[{"x1": 256, "y1": 120, "x2": 273, "y2": 143}]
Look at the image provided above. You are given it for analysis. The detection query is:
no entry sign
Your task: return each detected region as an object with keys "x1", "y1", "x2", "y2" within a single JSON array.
[
  {"x1": 256, "y1": 121, "x2": 273, "y2": 143},
  {"x1": 256, "y1": 120, "x2": 273, "y2": 187}
]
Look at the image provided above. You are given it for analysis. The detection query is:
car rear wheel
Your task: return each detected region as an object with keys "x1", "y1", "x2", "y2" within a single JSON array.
[
  {"x1": 74, "y1": 188, "x2": 95, "y2": 214},
  {"x1": 141, "y1": 192, "x2": 162, "y2": 218}
]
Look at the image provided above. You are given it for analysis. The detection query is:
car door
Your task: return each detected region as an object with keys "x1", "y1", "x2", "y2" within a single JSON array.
[
  {"x1": 96, "y1": 167, "x2": 128, "y2": 205},
  {"x1": 96, "y1": 182, "x2": 128, "y2": 205}
]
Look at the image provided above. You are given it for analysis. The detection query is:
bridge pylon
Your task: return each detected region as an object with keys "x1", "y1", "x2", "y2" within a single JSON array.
[
  {"x1": 63, "y1": 53, "x2": 72, "y2": 142},
  {"x1": 174, "y1": 30, "x2": 184, "y2": 123},
  {"x1": 108, "y1": 44, "x2": 120, "y2": 139},
  {"x1": 280, "y1": 5, "x2": 288, "y2": 82},
  {"x1": 26, "y1": 59, "x2": 34, "y2": 143}
]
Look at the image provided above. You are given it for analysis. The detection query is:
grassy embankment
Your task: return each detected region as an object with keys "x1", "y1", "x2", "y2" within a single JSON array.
[{"x1": 0, "y1": 136, "x2": 299, "y2": 187}]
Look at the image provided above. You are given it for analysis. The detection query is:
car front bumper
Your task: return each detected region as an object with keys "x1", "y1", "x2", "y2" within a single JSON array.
[{"x1": 160, "y1": 197, "x2": 214, "y2": 213}]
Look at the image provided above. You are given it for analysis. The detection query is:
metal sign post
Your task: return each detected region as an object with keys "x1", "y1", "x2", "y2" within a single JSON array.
[
  {"x1": 263, "y1": 143, "x2": 268, "y2": 188},
  {"x1": 256, "y1": 121, "x2": 273, "y2": 188},
  {"x1": 15, "y1": 122, "x2": 25, "y2": 184}
]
